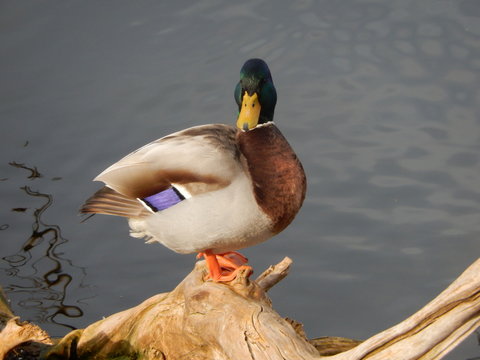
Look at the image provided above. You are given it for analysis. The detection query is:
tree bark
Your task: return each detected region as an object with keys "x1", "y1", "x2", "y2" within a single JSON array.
[{"x1": 1, "y1": 257, "x2": 480, "y2": 359}]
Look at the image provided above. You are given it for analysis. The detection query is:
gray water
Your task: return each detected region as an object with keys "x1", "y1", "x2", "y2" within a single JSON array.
[{"x1": 1, "y1": 1, "x2": 480, "y2": 358}]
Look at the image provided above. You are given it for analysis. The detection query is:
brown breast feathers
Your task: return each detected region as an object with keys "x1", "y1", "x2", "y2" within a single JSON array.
[{"x1": 237, "y1": 124, "x2": 307, "y2": 233}]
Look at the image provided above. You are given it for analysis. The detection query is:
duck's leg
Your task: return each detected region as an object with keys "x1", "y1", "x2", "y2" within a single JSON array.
[
  {"x1": 197, "y1": 250, "x2": 251, "y2": 282},
  {"x1": 198, "y1": 250, "x2": 222, "y2": 281}
]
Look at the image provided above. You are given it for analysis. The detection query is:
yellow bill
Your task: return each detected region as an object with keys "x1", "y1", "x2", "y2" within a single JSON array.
[{"x1": 236, "y1": 91, "x2": 261, "y2": 131}]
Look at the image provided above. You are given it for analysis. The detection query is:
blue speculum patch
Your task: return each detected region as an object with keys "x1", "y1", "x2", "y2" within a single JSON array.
[{"x1": 142, "y1": 187, "x2": 185, "y2": 212}]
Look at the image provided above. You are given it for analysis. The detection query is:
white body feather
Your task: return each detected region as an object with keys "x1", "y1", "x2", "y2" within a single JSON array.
[{"x1": 129, "y1": 171, "x2": 273, "y2": 254}]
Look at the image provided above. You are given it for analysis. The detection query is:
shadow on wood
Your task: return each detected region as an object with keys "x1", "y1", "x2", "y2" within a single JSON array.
[{"x1": 1, "y1": 257, "x2": 480, "y2": 359}]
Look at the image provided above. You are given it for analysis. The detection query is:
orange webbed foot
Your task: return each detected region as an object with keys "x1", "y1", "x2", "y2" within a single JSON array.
[
  {"x1": 203, "y1": 265, "x2": 253, "y2": 282},
  {"x1": 197, "y1": 250, "x2": 252, "y2": 282}
]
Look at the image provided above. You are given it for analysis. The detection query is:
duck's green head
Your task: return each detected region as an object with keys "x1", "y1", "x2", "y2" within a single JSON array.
[{"x1": 235, "y1": 58, "x2": 277, "y2": 131}]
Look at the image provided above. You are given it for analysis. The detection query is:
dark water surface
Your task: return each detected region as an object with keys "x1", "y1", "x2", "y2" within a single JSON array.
[{"x1": 1, "y1": 1, "x2": 480, "y2": 358}]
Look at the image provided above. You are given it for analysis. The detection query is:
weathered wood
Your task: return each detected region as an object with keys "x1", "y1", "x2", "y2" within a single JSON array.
[
  {"x1": 310, "y1": 337, "x2": 362, "y2": 356},
  {"x1": 0, "y1": 288, "x2": 52, "y2": 360},
  {"x1": 49, "y1": 262, "x2": 319, "y2": 359},
  {"x1": 1, "y1": 257, "x2": 480, "y2": 359},
  {"x1": 255, "y1": 256, "x2": 292, "y2": 292}
]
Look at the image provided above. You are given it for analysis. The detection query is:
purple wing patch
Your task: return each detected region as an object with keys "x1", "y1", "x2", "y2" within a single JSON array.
[{"x1": 142, "y1": 187, "x2": 185, "y2": 212}]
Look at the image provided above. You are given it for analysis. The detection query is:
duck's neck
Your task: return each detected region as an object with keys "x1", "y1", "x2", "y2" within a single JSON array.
[{"x1": 237, "y1": 123, "x2": 306, "y2": 233}]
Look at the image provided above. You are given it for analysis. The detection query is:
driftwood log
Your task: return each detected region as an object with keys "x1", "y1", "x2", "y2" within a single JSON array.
[{"x1": 1, "y1": 257, "x2": 480, "y2": 359}]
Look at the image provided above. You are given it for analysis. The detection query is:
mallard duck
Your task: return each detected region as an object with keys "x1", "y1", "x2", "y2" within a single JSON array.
[{"x1": 81, "y1": 59, "x2": 306, "y2": 282}]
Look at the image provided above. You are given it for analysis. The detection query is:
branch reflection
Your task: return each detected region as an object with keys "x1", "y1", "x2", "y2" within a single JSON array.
[{"x1": 1, "y1": 163, "x2": 87, "y2": 332}]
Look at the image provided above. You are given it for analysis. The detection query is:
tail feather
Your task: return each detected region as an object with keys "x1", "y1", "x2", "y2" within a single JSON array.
[{"x1": 80, "y1": 186, "x2": 150, "y2": 218}]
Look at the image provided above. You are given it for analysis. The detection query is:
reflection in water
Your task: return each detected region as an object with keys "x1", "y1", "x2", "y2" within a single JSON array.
[
  {"x1": 8, "y1": 161, "x2": 43, "y2": 180},
  {"x1": 1, "y1": 163, "x2": 86, "y2": 331}
]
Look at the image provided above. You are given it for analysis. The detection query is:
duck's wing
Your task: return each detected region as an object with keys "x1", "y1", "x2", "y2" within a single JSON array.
[
  {"x1": 81, "y1": 124, "x2": 240, "y2": 217},
  {"x1": 96, "y1": 124, "x2": 240, "y2": 198},
  {"x1": 80, "y1": 186, "x2": 152, "y2": 218}
]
